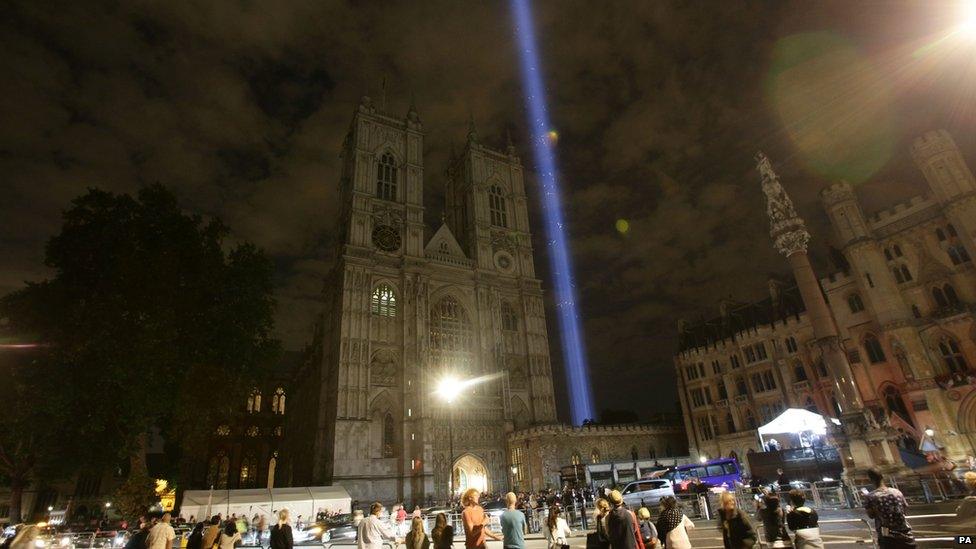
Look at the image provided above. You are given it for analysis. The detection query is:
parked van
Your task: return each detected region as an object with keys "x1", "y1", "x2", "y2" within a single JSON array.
[{"x1": 620, "y1": 479, "x2": 674, "y2": 509}]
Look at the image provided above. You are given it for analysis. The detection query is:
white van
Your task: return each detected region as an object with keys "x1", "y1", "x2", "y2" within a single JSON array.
[{"x1": 620, "y1": 479, "x2": 674, "y2": 509}]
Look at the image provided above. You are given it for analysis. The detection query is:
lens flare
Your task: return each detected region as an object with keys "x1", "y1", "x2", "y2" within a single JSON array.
[
  {"x1": 511, "y1": 0, "x2": 595, "y2": 425},
  {"x1": 615, "y1": 219, "x2": 630, "y2": 234}
]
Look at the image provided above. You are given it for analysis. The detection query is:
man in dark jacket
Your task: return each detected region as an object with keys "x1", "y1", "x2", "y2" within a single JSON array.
[
  {"x1": 124, "y1": 520, "x2": 152, "y2": 549},
  {"x1": 605, "y1": 490, "x2": 641, "y2": 549}
]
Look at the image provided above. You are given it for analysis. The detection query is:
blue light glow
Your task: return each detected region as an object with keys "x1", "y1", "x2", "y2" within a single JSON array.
[{"x1": 511, "y1": 0, "x2": 595, "y2": 425}]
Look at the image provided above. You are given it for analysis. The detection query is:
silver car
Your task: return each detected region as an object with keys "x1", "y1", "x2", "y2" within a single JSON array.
[{"x1": 620, "y1": 479, "x2": 674, "y2": 509}]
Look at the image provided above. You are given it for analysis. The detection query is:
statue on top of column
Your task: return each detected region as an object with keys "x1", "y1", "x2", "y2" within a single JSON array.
[{"x1": 755, "y1": 151, "x2": 811, "y2": 257}]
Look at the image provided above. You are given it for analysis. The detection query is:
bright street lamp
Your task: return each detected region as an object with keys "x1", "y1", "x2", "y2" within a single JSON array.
[
  {"x1": 104, "y1": 502, "x2": 112, "y2": 508},
  {"x1": 436, "y1": 376, "x2": 462, "y2": 404},
  {"x1": 924, "y1": 427, "x2": 936, "y2": 437},
  {"x1": 699, "y1": 455, "x2": 708, "y2": 464},
  {"x1": 436, "y1": 376, "x2": 462, "y2": 498}
]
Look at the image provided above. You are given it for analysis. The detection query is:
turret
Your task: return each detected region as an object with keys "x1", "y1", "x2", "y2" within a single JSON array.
[
  {"x1": 820, "y1": 181, "x2": 872, "y2": 247},
  {"x1": 911, "y1": 130, "x2": 976, "y2": 204}
]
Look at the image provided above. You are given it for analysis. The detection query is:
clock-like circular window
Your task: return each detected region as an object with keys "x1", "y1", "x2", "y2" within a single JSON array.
[
  {"x1": 493, "y1": 250, "x2": 516, "y2": 273},
  {"x1": 372, "y1": 224, "x2": 401, "y2": 252}
]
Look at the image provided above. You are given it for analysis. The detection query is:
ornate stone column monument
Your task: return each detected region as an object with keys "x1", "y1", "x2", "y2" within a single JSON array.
[{"x1": 755, "y1": 152, "x2": 881, "y2": 474}]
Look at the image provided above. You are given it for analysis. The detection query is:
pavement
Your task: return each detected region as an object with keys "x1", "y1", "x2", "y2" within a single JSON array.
[{"x1": 506, "y1": 501, "x2": 968, "y2": 549}]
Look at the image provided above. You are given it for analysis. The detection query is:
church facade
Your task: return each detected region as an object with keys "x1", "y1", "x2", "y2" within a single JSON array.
[
  {"x1": 675, "y1": 130, "x2": 976, "y2": 471},
  {"x1": 289, "y1": 97, "x2": 558, "y2": 503}
]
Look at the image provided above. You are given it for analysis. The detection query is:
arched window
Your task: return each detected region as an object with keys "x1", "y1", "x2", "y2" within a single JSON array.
[
  {"x1": 938, "y1": 337, "x2": 969, "y2": 374},
  {"x1": 947, "y1": 224, "x2": 958, "y2": 237},
  {"x1": 376, "y1": 153, "x2": 397, "y2": 201},
  {"x1": 883, "y1": 386, "x2": 913, "y2": 426},
  {"x1": 847, "y1": 294, "x2": 865, "y2": 313},
  {"x1": 267, "y1": 453, "x2": 278, "y2": 490},
  {"x1": 793, "y1": 361, "x2": 808, "y2": 382},
  {"x1": 863, "y1": 334, "x2": 886, "y2": 364},
  {"x1": 247, "y1": 389, "x2": 261, "y2": 413},
  {"x1": 726, "y1": 413, "x2": 736, "y2": 434},
  {"x1": 744, "y1": 409, "x2": 757, "y2": 430},
  {"x1": 831, "y1": 396, "x2": 842, "y2": 417},
  {"x1": 893, "y1": 245, "x2": 903, "y2": 257},
  {"x1": 590, "y1": 448, "x2": 601, "y2": 463},
  {"x1": 207, "y1": 451, "x2": 226, "y2": 487},
  {"x1": 430, "y1": 296, "x2": 473, "y2": 373},
  {"x1": 900, "y1": 265, "x2": 912, "y2": 282},
  {"x1": 893, "y1": 267, "x2": 904, "y2": 284},
  {"x1": 382, "y1": 413, "x2": 395, "y2": 458},
  {"x1": 272, "y1": 387, "x2": 286, "y2": 415},
  {"x1": 816, "y1": 359, "x2": 828, "y2": 377},
  {"x1": 933, "y1": 286, "x2": 949, "y2": 308},
  {"x1": 571, "y1": 452, "x2": 581, "y2": 465},
  {"x1": 239, "y1": 454, "x2": 257, "y2": 488},
  {"x1": 735, "y1": 376, "x2": 748, "y2": 396},
  {"x1": 217, "y1": 454, "x2": 230, "y2": 489},
  {"x1": 488, "y1": 185, "x2": 508, "y2": 227},
  {"x1": 911, "y1": 305, "x2": 921, "y2": 318},
  {"x1": 631, "y1": 446, "x2": 639, "y2": 460},
  {"x1": 215, "y1": 424, "x2": 231, "y2": 436},
  {"x1": 944, "y1": 284, "x2": 960, "y2": 305},
  {"x1": 936, "y1": 228, "x2": 947, "y2": 241},
  {"x1": 501, "y1": 302, "x2": 518, "y2": 332},
  {"x1": 246, "y1": 425, "x2": 259, "y2": 437},
  {"x1": 884, "y1": 248, "x2": 892, "y2": 261},
  {"x1": 370, "y1": 284, "x2": 397, "y2": 317},
  {"x1": 949, "y1": 247, "x2": 964, "y2": 265}
]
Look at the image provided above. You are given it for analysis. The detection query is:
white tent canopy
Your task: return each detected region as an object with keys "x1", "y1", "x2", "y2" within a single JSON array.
[
  {"x1": 179, "y1": 486, "x2": 351, "y2": 521},
  {"x1": 758, "y1": 408, "x2": 840, "y2": 437}
]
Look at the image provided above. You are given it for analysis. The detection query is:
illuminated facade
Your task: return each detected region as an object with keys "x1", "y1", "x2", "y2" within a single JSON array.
[
  {"x1": 290, "y1": 97, "x2": 558, "y2": 503},
  {"x1": 676, "y1": 130, "x2": 976, "y2": 472}
]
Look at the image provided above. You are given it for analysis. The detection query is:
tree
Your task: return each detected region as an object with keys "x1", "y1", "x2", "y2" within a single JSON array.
[{"x1": 1, "y1": 185, "x2": 279, "y2": 514}]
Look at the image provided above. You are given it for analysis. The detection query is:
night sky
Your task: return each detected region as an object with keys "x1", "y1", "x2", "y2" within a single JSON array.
[{"x1": 4, "y1": 1, "x2": 976, "y2": 421}]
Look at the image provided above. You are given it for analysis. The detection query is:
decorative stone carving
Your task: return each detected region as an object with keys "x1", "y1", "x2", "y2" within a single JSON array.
[
  {"x1": 490, "y1": 230, "x2": 518, "y2": 253},
  {"x1": 756, "y1": 151, "x2": 810, "y2": 256},
  {"x1": 370, "y1": 349, "x2": 398, "y2": 386}
]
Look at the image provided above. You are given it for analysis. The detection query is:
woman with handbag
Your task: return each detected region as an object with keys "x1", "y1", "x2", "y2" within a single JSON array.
[
  {"x1": 545, "y1": 507, "x2": 572, "y2": 549},
  {"x1": 655, "y1": 497, "x2": 694, "y2": 549},
  {"x1": 786, "y1": 491, "x2": 823, "y2": 549},
  {"x1": 717, "y1": 492, "x2": 757, "y2": 549}
]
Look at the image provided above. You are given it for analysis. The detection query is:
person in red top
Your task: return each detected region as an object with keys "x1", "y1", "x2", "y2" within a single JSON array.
[{"x1": 461, "y1": 488, "x2": 502, "y2": 549}]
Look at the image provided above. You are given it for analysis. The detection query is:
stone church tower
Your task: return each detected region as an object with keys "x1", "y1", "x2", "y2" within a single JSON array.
[{"x1": 290, "y1": 97, "x2": 557, "y2": 503}]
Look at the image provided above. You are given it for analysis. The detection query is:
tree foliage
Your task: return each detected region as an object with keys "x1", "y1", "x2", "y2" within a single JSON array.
[{"x1": 1, "y1": 184, "x2": 279, "y2": 484}]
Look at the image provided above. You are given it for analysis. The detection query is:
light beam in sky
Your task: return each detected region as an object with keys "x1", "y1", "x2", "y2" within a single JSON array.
[{"x1": 510, "y1": 0, "x2": 595, "y2": 425}]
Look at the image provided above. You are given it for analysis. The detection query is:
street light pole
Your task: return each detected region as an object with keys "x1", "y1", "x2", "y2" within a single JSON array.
[{"x1": 448, "y1": 404, "x2": 455, "y2": 499}]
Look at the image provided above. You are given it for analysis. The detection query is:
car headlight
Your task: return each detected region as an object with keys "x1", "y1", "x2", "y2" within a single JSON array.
[
  {"x1": 309, "y1": 527, "x2": 322, "y2": 536},
  {"x1": 35, "y1": 540, "x2": 46, "y2": 548}
]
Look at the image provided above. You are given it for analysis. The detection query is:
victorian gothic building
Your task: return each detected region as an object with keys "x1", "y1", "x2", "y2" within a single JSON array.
[
  {"x1": 675, "y1": 131, "x2": 976, "y2": 473},
  {"x1": 289, "y1": 97, "x2": 558, "y2": 503}
]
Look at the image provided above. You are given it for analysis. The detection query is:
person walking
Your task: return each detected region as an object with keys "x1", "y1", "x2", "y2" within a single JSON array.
[
  {"x1": 786, "y1": 490, "x2": 822, "y2": 549},
  {"x1": 863, "y1": 469, "x2": 916, "y2": 549},
  {"x1": 148, "y1": 513, "x2": 177, "y2": 549},
  {"x1": 125, "y1": 520, "x2": 152, "y2": 549},
  {"x1": 431, "y1": 513, "x2": 454, "y2": 549},
  {"x1": 358, "y1": 502, "x2": 398, "y2": 549},
  {"x1": 717, "y1": 492, "x2": 756, "y2": 549},
  {"x1": 758, "y1": 494, "x2": 791, "y2": 548},
  {"x1": 592, "y1": 499, "x2": 611, "y2": 549},
  {"x1": 545, "y1": 507, "x2": 572, "y2": 549},
  {"x1": 219, "y1": 522, "x2": 242, "y2": 549},
  {"x1": 461, "y1": 489, "x2": 502, "y2": 549},
  {"x1": 636, "y1": 508, "x2": 658, "y2": 548},
  {"x1": 655, "y1": 497, "x2": 694, "y2": 549},
  {"x1": 201, "y1": 517, "x2": 222, "y2": 549},
  {"x1": 186, "y1": 523, "x2": 205, "y2": 549},
  {"x1": 270, "y1": 510, "x2": 294, "y2": 549},
  {"x1": 501, "y1": 493, "x2": 527, "y2": 549},
  {"x1": 405, "y1": 517, "x2": 431, "y2": 549},
  {"x1": 605, "y1": 490, "x2": 641, "y2": 549}
]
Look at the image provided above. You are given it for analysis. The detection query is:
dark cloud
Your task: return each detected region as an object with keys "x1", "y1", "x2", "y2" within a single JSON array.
[{"x1": 2, "y1": 0, "x2": 973, "y2": 420}]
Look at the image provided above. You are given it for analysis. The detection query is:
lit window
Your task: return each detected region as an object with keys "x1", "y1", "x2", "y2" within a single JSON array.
[
  {"x1": 590, "y1": 448, "x2": 601, "y2": 463},
  {"x1": 376, "y1": 153, "x2": 397, "y2": 201},
  {"x1": 247, "y1": 389, "x2": 262, "y2": 413},
  {"x1": 488, "y1": 185, "x2": 508, "y2": 227},
  {"x1": 272, "y1": 387, "x2": 286, "y2": 415},
  {"x1": 239, "y1": 454, "x2": 257, "y2": 488},
  {"x1": 371, "y1": 284, "x2": 397, "y2": 317}
]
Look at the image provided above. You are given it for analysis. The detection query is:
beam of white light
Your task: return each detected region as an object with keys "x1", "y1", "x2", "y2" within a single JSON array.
[{"x1": 510, "y1": 0, "x2": 595, "y2": 425}]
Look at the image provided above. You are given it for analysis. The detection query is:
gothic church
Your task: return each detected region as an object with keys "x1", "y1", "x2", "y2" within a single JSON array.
[{"x1": 290, "y1": 96, "x2": 558, "y2": 503}]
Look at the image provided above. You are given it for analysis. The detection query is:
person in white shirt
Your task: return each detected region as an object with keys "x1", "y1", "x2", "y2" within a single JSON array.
[
  {"x1": 148, "y1": 513, "x2": 176, "y2": 549},
  {"x1": 358, "y1": 502, "x2": 399, "y2": 549},
  {"x1": 544, "y1": 507, "x2": 572, "y2": 549}
]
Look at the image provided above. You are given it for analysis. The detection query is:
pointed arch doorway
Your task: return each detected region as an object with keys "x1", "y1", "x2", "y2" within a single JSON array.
[{"x1": 452, "y1": 454, "x2": 490, "y2": 495}]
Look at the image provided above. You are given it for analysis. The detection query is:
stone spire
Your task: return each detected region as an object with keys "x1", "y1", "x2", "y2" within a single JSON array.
[
  {"x1": 467, "y1": 114, "x2": 478, "y2": 144},
  {"x1": 406, "y1": 93, "x2": 420, "y2": 124},
  {"x1": 756, "y1": 151, "x2": 810, "y2": 257}
]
